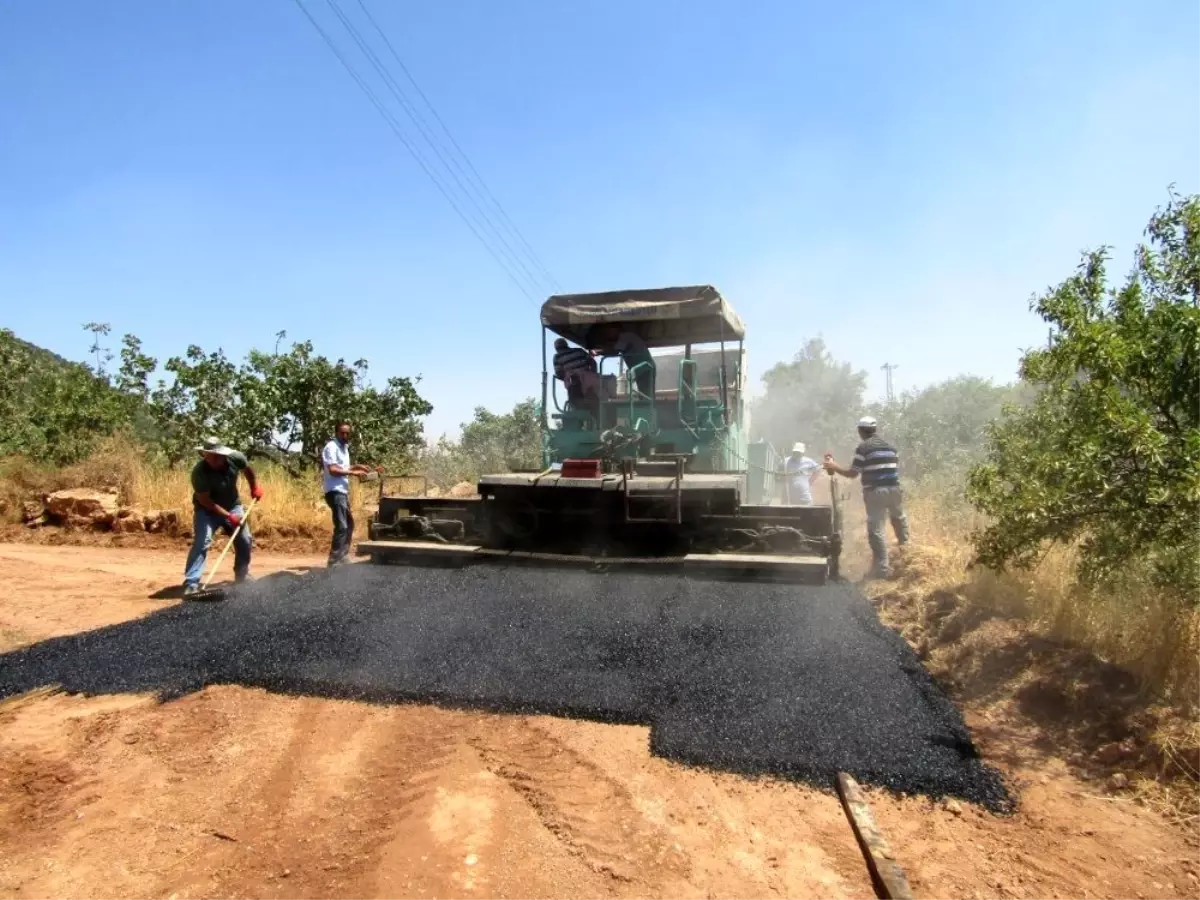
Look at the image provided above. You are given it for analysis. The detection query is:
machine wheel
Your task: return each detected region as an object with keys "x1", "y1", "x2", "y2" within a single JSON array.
[{"x1": 487, "y1": 498, "x2": 540, "y2": 545}]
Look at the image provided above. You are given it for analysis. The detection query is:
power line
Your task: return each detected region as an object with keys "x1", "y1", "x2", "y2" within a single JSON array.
[
  {"x1": 351, "y1": 0, "x2": 563, "y2": 293},
  {"x1": 290, "y1": 0, "x2": 542, "y2": 304},
  {"x1": 322, "y1": 0, "x2": 550, "y2": 298}
]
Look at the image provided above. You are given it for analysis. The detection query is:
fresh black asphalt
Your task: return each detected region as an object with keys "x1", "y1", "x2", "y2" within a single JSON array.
[{"x1": 0, "y1": 563, "x2": 1011, "y2": 810}]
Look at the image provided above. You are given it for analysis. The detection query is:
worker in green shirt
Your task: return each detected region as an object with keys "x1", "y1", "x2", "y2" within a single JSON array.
[{"x1": 183, "y1": 437, "x2": 264, "y2": 595}]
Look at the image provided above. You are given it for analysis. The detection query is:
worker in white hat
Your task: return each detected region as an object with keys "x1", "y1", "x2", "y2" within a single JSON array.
[{"x1": 782, "y1": 441, "x2": 821, "y2": 506}]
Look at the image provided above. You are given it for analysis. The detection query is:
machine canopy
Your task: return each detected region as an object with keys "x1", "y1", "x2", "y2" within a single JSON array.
[{"x1": 541, "y1": 285, "x2": 745, "y2": 349}]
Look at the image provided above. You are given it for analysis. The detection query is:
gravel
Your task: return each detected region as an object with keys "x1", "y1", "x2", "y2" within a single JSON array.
[{"x1": 0, "y1": 562, "x2": 1012, "y2": 811}]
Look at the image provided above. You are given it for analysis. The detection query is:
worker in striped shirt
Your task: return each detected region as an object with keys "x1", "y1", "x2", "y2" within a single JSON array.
[
  {"x1": 823, "y1": 415, "x2": 910, "y2": 578},
  {"x1": 552, "y1": 338, "x2": 598, "y2": 410}
]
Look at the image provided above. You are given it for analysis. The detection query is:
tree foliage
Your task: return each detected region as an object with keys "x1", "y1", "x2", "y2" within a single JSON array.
[
  {"x1": 149, "y1": 337, "x2": 432, "y2": 470},
  {"x1": 421, "y1": 399, "x2": 544, "y2": 486},
  {"x1": 0, "y1": 328, "x2": 432, "y2": 473},
  {"x1": 750, "y1": 337, "x2": 868, "y2": 458},
  {"x1": 868, "y1": 377, "x2": 1032, "y2": 483},
  {"x1": 0, "y1": 327, "x2": 152, "y2": 466},
  {"x1": 967, "y1": 191, "x2": 1200, "y2": 596}
]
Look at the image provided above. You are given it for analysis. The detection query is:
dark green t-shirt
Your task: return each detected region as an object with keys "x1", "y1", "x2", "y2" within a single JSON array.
[{"x1": 191, "y1": 451, "x2": 248, "y2": 510}]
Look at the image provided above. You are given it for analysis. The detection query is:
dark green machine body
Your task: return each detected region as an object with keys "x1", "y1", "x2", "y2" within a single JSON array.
[
  {"x1": 361, "y1": 286, "x2": 841, "y2": 582},
  {"x1": 544, "y1": 346, "x2": 752, "y2": 483}
]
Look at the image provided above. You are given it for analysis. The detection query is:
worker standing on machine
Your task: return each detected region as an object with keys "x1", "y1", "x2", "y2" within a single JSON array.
[
  {"x1": 782, "y1": 442, "x2": 821, "y2": 506},
  {"x1": 552, "y1": 337, "x2": 598, "y2": 410},
  {"x1": 823, "y1": 416, "x2": 910, "y2": 578},
  {"x1": 597, "y1": 324, "x2": 655, "y2": 398}
]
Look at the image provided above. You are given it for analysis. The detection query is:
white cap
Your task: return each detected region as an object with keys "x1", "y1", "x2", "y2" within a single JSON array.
[
  {"x1": 857, "y1": 416, "x2": 878, "y2": 430},
  {"x1": 791, "y1": 442, "x2": 806, "y2": 454}
]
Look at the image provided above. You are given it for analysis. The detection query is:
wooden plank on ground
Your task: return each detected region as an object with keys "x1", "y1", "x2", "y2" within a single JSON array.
[{"x1": 836, "y1": 772, "x2": 915, "y2": 900}]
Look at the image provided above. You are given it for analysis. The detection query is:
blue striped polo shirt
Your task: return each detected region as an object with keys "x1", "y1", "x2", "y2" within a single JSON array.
[{"x1": 851, "y1": 435, "x2": 901, "y2": 491}]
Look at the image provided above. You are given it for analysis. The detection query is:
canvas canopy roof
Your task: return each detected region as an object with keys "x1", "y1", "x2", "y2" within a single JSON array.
[{"x1": 541, "y1": 285, "x2": 746, "y2": 349}]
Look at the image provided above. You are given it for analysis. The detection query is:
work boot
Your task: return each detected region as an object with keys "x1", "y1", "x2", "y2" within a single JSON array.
[
  {"x1": 235, "y1": 573, "x2": 255, "y2": 584},
  {"x1": 183, "y1": 584, "x2": 200, "y2": 597},
  {"x1": 865, "y1": 565, "x2": 892, "y2": 581}
]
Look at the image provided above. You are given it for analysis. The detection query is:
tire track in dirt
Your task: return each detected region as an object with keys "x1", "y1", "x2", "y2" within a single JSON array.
[
  {"x1": 469, "y1": 717, "x2": 691, "y2": 887},
  {"x1": 161, "y1": 697, "x2": 467, "y2": 899}
]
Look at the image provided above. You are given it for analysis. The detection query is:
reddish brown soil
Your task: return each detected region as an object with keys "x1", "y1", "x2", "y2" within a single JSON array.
[{"x1": 0, "y1": 544, "x2": 1196, "y2": 900}]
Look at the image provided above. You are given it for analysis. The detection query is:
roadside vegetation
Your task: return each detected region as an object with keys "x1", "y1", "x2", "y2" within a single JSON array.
[{"x1": 1, "y1": 191, "x2": 1197, "y2": 816}]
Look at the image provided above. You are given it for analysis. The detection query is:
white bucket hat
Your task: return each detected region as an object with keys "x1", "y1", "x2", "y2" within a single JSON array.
[
  {"x1": 791, "y1": 442, "x2": 806, "y2": 454},
  {"x1": 195, "y1": 436, "x2": 235, "y2": 456}
]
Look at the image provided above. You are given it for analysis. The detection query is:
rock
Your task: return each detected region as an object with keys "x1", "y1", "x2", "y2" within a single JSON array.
[
  {"x1": 1108, "y1": 772, "x2": 1129, "y2": 792},
  {"x1": 942, "y1": 798, "x2": 964, "y2": 816},
  {"x1": 1094, "y1": 740, "x2": 1135, "y2": 765},
  {"x1": 1066, "y1": 751, "x2": 1086, "y2": 767},
  {"x1": 25, "y1": 514, "x2": 49, "y2": 529},
  {"x1": 20, "y1": 500, "x2": 43, "y2": 523},
  {"x1": 112, "y1": 512, "x2": 145, "y2": 534},
  {"x1": 144, "y1": 509, "x2": 180, "y2": 534},
  {"x1": 426, "y1": 485, "x2": 443, "y2": 498},
  {"x1": 44, "y1": 489, "x2": 119, "y2": 524},
  {"x1": 448, "y1": 481, "x2": 477, "y2": 498}
]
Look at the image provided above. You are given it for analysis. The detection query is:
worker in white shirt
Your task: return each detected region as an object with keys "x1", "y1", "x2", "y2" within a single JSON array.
[
  {"x1": 782, "y1": 441, "x2": 821, "y2": 505},
  {"x1": 321, "y1": 420, "x2": 381, "y2": 567}
]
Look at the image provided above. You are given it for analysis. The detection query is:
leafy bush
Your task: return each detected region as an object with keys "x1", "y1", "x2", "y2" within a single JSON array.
[
  {"x1": 968, "y1": 191, "x2": 1200, "y2": 598},
  {"x1": 868, "y1": 377, "x2": 1032, "y2": 484},
  {"x1": 419, "y1": 399, "x2": 543, "y2": 487}
]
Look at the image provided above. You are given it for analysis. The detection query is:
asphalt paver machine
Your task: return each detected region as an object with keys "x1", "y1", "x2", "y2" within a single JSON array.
[{"x1": 360, "y1": 285, "x2": 842, "y2": 582}]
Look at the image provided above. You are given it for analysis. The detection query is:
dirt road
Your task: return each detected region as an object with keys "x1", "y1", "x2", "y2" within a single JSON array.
[{"x1": 1, "y1": 544, "x2": 1196, "y2": 899}]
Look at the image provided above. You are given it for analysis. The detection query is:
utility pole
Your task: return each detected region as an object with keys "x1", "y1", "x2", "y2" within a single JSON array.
[{"x1": 881, "y1": 362, "x2": 899, "y2": 405}]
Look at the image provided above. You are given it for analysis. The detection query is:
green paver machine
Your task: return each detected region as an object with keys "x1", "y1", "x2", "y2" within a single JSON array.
[{"x1": 360, "y1": 285, "x2": 842, "y2": 582}]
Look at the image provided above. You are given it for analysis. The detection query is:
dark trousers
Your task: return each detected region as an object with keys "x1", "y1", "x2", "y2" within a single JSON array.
[{"x1": 325, "y1": 490, "x2": 354, "y2": 564}]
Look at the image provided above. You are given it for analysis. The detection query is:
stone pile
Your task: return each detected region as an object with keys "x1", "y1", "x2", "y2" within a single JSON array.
[{"x1": 22, "y1": 488, "x2": 180, "y2": 535}]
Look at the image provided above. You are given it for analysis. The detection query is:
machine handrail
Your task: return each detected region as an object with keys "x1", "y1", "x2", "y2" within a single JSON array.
[
  {"x1": 678, "y1": 357, "x2": 698, "y2": 427},
  {"x1": 625, "y1": 360, "x2": 656, "y2": 433}
]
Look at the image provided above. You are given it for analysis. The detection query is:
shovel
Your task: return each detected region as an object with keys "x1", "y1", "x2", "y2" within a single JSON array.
[{"x1": 186, "y1": 497, "x2": 259, "y2": 602}]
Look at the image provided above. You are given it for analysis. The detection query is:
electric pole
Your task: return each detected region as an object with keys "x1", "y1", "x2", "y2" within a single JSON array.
[{"x1": 881, "y1": 362, "x2": 899, "y2": 405}]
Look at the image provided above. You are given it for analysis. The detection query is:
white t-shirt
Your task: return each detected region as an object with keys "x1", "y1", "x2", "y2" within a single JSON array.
[
  {"x1": 784, "y1": 455, "x2": 820, "y2": 505},
  {"x1": 321, "y1": 439, "x2": 351, "y2": 494}
]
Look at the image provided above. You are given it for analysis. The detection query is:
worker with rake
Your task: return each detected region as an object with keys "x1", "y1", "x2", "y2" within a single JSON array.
[
  {"x1": 182, "y1": 437, "x2": 263, "y2": 596},
  {"x1": 823, "y1": 415, "x2": 910, "y2": 579}
]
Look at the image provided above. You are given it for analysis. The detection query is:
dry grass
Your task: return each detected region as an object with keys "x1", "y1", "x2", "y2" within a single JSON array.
[
  {"x1": 0, "y1": 440, "x2": 379, "y2": 539},
  {"x1": 890, "y1": 487, "x2": 1200, "y2": 707},
  {"x1": 839, "y1": 475, "x2": 1199, "y2": 825}
]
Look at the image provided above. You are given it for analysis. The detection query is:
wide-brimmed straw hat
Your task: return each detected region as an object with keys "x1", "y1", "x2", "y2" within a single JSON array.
[{"x1": 195, "y1": 437, "x2": 235, "y2": 456}]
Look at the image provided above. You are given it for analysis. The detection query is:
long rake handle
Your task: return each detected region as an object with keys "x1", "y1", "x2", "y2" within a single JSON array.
[{"x1": 201, "y1": 497, "x2": 258, "y2": 592}]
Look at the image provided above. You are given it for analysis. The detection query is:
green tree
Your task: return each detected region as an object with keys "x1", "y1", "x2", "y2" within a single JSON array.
[
  {"x1": 459, "y1": 398, "x2": 543, "y2": 472},
  {"x1": 0, "y1": 327, "x2": 142, "y2": 466},
  {"x1": 750, "y1": 337, "x2": 868, "y2": 459},
  {"x1": 150, "y1": 345, "x2": 242, "y2": 464},
  {"x1": 868, "y1": 376, "x2": 1032, "y2": 483},
  {"x1": 967, "y1": 190, "x2": 1200, "y2": 596},
  {"x1": 149, "y1": 337, "x2": 433, "y2": 470},
  {"x1": 421, "y1": 399, "x2": 544, "y2": 486}
]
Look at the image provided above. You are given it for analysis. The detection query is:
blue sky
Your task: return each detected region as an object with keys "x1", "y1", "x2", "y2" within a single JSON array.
[{"x1": 2, "y1": 1, "x2": 1197, "y2": 440}]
